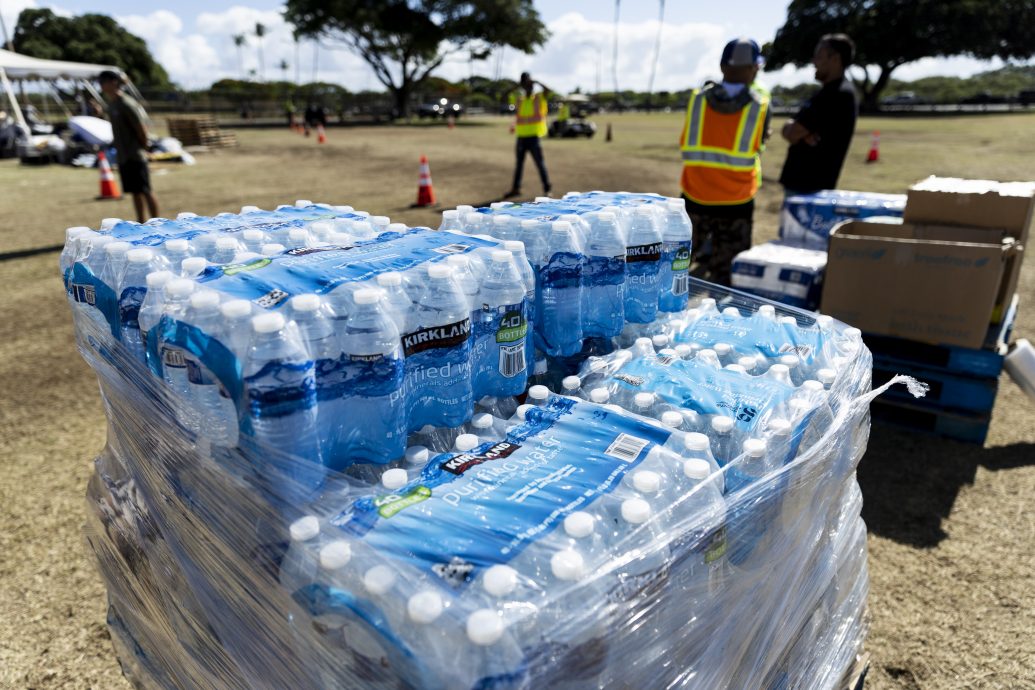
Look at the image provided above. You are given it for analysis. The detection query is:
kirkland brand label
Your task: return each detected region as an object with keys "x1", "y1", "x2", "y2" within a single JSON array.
[
  {"x1": 626, "y1": 242, "x2": 663, "y2": 263},
  {"x1": 333, "y1": 397, "x2": 672, "y2": 588},
  {"x1": 402, "y1": 318, "x2": 472, "y2": 357}
]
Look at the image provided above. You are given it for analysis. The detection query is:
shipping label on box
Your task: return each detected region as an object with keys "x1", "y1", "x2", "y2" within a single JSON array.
[{"x1": 821, "y1": 220, "x2": 1017, "y2": 348}]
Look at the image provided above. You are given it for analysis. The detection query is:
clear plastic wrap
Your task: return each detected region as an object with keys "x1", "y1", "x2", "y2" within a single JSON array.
[
  {"x1": 730, "y1": 240, "x2": 827, "y2": 310},
  {"x1": 73, "y1": 266, "x2": 901, "y2": 689},
  {"x1": 779, "y1": 190, "x2": 906, "y2": 249}
]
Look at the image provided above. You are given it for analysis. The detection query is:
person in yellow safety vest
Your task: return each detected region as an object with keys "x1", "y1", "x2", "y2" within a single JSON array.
[
  {"x1": 504, "y1": 72, "x2": 552, "y2": 198},
  {"x1": 556, "y1": 102, "x2": 571, "y2": 123},
  {"x1": 679, "y1": 38, "x2": 771, "y2": 286}
]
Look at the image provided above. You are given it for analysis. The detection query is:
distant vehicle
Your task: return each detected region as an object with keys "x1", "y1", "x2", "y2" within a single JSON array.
[
  {"x1": 418, "y1": 98, "x2": 463, "y2": 118},
  {"x1": 1018, "y1": 90, "x2": 1035, "y2": 106},
  {"x1": 960, "y1": 92, "x2": 1007, "y2": 105},
  {"x1": 881, "y1": 91, "x2": 926, "y2": 106}
]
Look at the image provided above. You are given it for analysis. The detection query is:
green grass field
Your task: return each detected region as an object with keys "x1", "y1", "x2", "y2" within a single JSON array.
[{"x1": 0, "y1": 112, "x2": 1033, "y2": 689}]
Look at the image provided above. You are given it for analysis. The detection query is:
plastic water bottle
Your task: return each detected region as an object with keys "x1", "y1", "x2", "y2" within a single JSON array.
[
  {"x1": 374, "y1": 272, "x2": 412, "y2": 333},
  {"x1": 466, "y1": 413, "x2": 499, "y2": 443},
  {"x1": 582, "y1": 211, "x2": 626, "y2": 338},
  {"x1": 289, "y1": 294, "x2": 342, "y2": 465},
  {"x1": 117, "y1": 248, "x2": 157, "y2": 362},
  {"x1": 242, "y1": 311, "x2": 323, "y2": 502},
  {"x1": 339, "y1": 287, "x2": 408, "y2": 465},
  {"x1": 447, "y1": 254, "x2": 481, "y2": 308},
  {"x1": 658, "y1": 200, "x2": 693, "y2": 313},
  {"x1": 519, "y1": 219, "x2": 548, "y2": 266},
  {"x1": 538, "y1": 221, "x2": 584, "y2": 356},
  {"x1": 136, "y1": 270, "x2": 174, "y2": 371},
  {"x1": 217, "y1": 299, "x2": 254, "y2": 358},
  {"x1": 560, "y1": 375, "x2": 582, "y2": 397},
  {"x1": 473, "y1": 250, "x2": 529, "y2": 398},
  {"x1": 280, "y1": 515, "x2": 322, "y2": 594},
  {"x1": 526, "y1": 385, "x2": 550, "y2": 406},
  {"x1": 211, "y1": 236, "x2": 241, "y2": 264},
  {"x1": 438, "y1": 209, "x2": 462, "y2": 232},
  {"x1": 185, "y1": 290, "x2": 238, "y2": 444},
  {"x1": 709, "y1": 415, "x2": 736, "y2": 468},
  {"x1": 239, "y1": 229, "x2": 267, "y2": 253},
  {"x1": 60, "y1": 227, "x2": 91, "y2": 286},
  {"x1": 405, "y1": 263, "x2": 474, "y2": 430},
  {"x1": 181, "y1": 256, "x2": 208, "y2": 279},
  {"x1": 157, "y1": 278, "x2": 196, "y2": 402},
  {"x1": 623, "y1": 206, "x2": 663, "y2": 323},
  {"x1": 504, "y1": 241, "x2": 537, "y2": 364}
]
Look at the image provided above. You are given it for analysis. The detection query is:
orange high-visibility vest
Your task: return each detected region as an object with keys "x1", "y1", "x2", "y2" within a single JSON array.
[
  {"x1": 680, "y1": 88, "x2": 768, "y2": 205},
  {"x1": 515, "y1": 93, "x2": 547, "y2": 138}
]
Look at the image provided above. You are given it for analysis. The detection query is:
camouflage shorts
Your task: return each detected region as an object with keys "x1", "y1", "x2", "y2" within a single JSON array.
[{"x1": 687, "y1": 212, "x2": 752, "y2": 287}]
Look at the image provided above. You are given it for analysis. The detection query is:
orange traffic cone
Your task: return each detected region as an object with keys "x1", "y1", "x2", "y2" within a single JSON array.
[
  {"x1": 96, "y1": 150, "x2": 121, "y2": 200},
  {"x1": 866, "y1": 131, "x2": 880, "y2": 163},
  {"x1": 317, "y1": 124, "x2": 327, "y2": 144},
  {"x1": 415, "y1": 155, "x2": 436, "y2": 207}
]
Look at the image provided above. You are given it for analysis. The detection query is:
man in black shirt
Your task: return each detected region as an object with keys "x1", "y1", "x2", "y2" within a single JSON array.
[{"x1": 779, "y1": 34, "x2": 858, "y2": 194}]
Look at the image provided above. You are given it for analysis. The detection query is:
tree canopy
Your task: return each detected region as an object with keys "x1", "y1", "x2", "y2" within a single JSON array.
[
  {"x1": 764, "y1": 0, "x2": 1035, "y2": 110},
  {"x1": 284, "y1": 0, "x2": 548, "y2": 117},
  {"x1": 12, "y1": 8, "x2": 171, "y2": 88}
]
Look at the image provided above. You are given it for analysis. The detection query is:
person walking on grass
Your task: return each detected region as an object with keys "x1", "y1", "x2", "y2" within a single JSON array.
[
  {"x1": 98, "y1": 70, "x2": 158, "y2": 223},
  {"x1": 678, "y1": 38, "x2": 771, "y2": 286},
  {"x1": 504, "y1": 72, "x2": 553, "y2": 198}
]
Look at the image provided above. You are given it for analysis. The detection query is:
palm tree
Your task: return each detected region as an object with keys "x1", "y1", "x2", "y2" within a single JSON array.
[
  {"x1": 278, "y1": 59, "x2": 289, "y2": 82},
  {"x1": 254, "y1": 23, "x2": 267, "y2": 81},
  {"x1": 232, "y1": 34, "x2": 246, "y2": 78}
]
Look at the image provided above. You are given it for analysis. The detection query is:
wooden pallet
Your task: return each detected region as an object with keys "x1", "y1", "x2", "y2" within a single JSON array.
[
  {"x1": 872, "y1": 358, "x2": 999, "y2": 414},
  {"x1": 166, "y1": 116, "x2": 237, "y2": 148},
  {"x1": 871, "y1": 397, "x2": 992, "y2": 444}
]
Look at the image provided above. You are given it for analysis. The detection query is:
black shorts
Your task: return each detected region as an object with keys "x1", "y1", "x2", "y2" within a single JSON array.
[{"x1": 118, "y1": 157, "x2": 151, "y2": 194}]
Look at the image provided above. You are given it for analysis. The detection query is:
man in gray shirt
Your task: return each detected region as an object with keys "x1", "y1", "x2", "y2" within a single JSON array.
[{"x1": 99, "y1": 70, "x2": 158, "y2": 223}]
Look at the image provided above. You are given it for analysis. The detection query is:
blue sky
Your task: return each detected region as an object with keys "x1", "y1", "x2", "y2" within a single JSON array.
[{"x1": 0, "y1": 0, "x2": 1009, "y2": 91}]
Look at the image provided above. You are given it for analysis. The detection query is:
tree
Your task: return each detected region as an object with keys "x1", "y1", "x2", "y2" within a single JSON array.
[
  {"x1": 765, "y1": 0, "x2": 1035, "y2": 111},
  {"x1": 255, "y1": 23, "x2": 267, "y2": 81},
  {"x1": 284, "y1": 0, "x2": 548, "y2": 118},
  {"x1": 279, "y1": 59, "x2": 290, "y2": 82},
  {"x1": 233, "y1": 34, "x2": 247, "y2": 78},
  {"x1": 12, "y1": 8, "x2": 171, "y2": 87}
]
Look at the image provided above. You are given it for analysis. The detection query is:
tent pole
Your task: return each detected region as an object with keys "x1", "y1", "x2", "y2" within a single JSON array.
[{"x1": 0, "y1": 67, "x2": 29, "y2": 132}]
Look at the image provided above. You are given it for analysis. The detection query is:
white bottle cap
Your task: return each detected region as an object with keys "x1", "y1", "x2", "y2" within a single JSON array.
[
  {"x1": 714, "y1": 342, "x2": 732, "y2": 356},
  {"x1": 563, "y1": 511, "x2": 595, "y2": 538},
  {"x1": 651, "y1": 334, "x2": 670, "y2": 348},
  {"x1": 520, "y1": 219, "x2": 538, "y2": 229},
  {"x1": 353, "y1": 287, "x2": 383, "y2": 305},
  {"x1": 768, "y1": 363, "x2": 790, "y2": 377},
  {"x1": 743, "y1": 438, "x2": 767, "y2": 457},
  {"x1": 381, "y1": 468, "x2": 408, "y2": 490},
  {"x1": 802, "y1": 380, "x2": 824, "y2": 393},
  {"x1": 145, "y1": 270, "x2": 174, "y2": 289},
  {"x1": 220, "y1": 299, "x2": 251, "y2": 318},
  {"x1": 472, "y1": 413, "x2": 494, "y2": 430},
  {"x1": 105, "y1": 240, "x2": 131, "y2": 255},
  {"x1": 514, "y1": 404, "x2": 533, "y2": 420},
  {"x1": 817, "y1": 368, "x2": 837, "y2": 385},
  {"x1": 550, "y1": 549, "x2": 585, "y2": 581},
  {"x1": 442, "y1": 209, "x2": 459, "y2": 219},
  {"x1": 405, "y1": 445, "x2": 430, "y2": 466},
  {"x1": 175, "y1": 212, "x2": 196, "y2": 221},
  {"x1": 371, "y1": 215, "x2": 390, "y2": 227},
  {"x1": 456, "y1": 205, "x2": 475, "y2": 214},
  {"x1": 635, "y1": 337, "x2": 653, "y2": 349},
  {"x1": 699, "y1": 297, "x2": 716, "y2": 309},
  {"x1": 780, "y1": 353, "x2": 800, "y2": 368},
  {"x1": 633, "y1": 392, "x2": 654, "y2": 409},
  {"x1": 632, "y1": 470, "x2": 662, "y2": 494},
  {"x1": 589, "y1": 388, "x2": 610, "y2": 404},
  {"x1": 388, "y1": 223, "x2": 407, "y2": 234},
  {"x1": 100, "y1": 217, "x2": 121, "y2": 230},
  {"x1": 504, "y1": 240, "x2": 526, "y2": 254},
  {"x1": 363, "y1": 565, "x2": 397, "y2": 596},
  {"x1": 407, "y1": 590, "x2": 444, "y2": 624},
  {"x1": 252, "y1": 311, "x2": 285, "y2": 334},
  {"x1": 454, "y1": 434, "x2": 480, "y2": 452},
  {"x1": 683, "y1": 432, "x2": 710, "y2": 451},
  {"x1": 561, "y1": 375, "x2": 581, "y2": 391},
  {"x1": 319, "y1": 540, "x2": 351, "y2": 570},
  {"x1": 778, "y1": 316, "x2": 797, "y2": 325},
  {"x1": 738, "y1": 356, "x2": 757, "y2": 370},
  {"x1": 722, "y1": 307, "x2": 740, "y2": 317},
  {"x1": 768, "y1": 418, "x2": 792, "y2": 436},
  {"x1": 467, "y1": 609, "x2": 505, "y2": 646},
  {"x1": 551, "y1": 220, "x2": 573, "y2": 233},
  {"x1": 164, "y1": 238, "x2": 190, "y2": 253},
  {"x1": 376, "y1": 271, "x2": 403, "y2": 287},
  {"x1": 181, "y1": 256, "x2": 208, "y2": 275},
  {"x1": 658, "y1": 348, "x2": 678, "y2": 358},
  {"x1": 683, "y1": 458, "x2": 711, "y2": 480},
  {"x1": 287, "y1": 227, "x2": 308, "y2": 242},
  {"x1": 294, "y1": 199, "x2": 313, "y2": 208},
  {"x1": 490, "y1": 202, "x2": 511, "y2": 211},
  {"x1": 491, "y1": 249, "x2": 513, "y2": 264},
  {"x1": 758, "y1": 304, "x2": 776, "y2": 318},
  {"x1": 216, "y1": 236, "x2": 239, "y2": 251},
  {"x1": 815, "y1": 314, "x2": 833, "y2": 329},
  {"x1": 165, "y1": 278, "x2": 195, "y2": 299},
  {"x1": 290, "y1": 294, "x2": 321, "y2": 312},
  {"x1": 126, "y1": 247, "x2": 154, "y2": 264},
  {"x1": 241, "y1": 205, "x2": 261, "y2": 213},
  {"x1": 483, "y1": 564, "x2": 518, "y2": 597},
  {"x1": 660, "y1": 411, "x2": 683, "y2": 428},
  {"x1": 261, "y1": 243, "x2": 286, "y2": 256},
  {"x1": 527, "y1": 385, "x2": 549, "y2": 401},
  {"x1": 65, "y1": 226, "x2": 90, "y2": 241},
  {"x1": 725, "y1": 364, "x2": 747, "y2": 374},
  {"x1": 189, "y1": 291, "x2": 220, "y2": 310},
  {"x1": 289, "y1": 515, "x2": 320, "y2": 542},
  {"x1": 844, "y1": 327, "x2": 862, "y2": 339},
  {"x1": 621, "y1": 497, "x2": 651, "y2": 524},
  {"x1": 446, "y1": 253, "x2": 471, "y2": 267},
  {"x1": 711, "y1": 416, "x2": 735, "y2": 434},
  {"x1": 427, "y1": 262, "x2": 453, "y2": 279},
  {"x1": 675, "y1": 344, "x2": 692, "y2": 358}
]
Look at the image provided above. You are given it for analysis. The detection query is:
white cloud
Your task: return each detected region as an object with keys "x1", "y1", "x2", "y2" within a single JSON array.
[{"x1": 1, "y1": 0, "x2": 40, "y2": 45}]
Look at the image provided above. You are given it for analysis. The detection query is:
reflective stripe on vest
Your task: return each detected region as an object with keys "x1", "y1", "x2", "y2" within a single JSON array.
[
  {"x1": 680, "y1": 89, "x2": 768, "y2": 204},
  {"x1": 515, "y1": 94, "x2": 547, "y2": 138}
]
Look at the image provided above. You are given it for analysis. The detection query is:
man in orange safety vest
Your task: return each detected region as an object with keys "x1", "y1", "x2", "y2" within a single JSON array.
[
  {"x1": 679, "y1": 38, "x2": 771, "y2": 285},
  {"x1": 505, "y1": 72, "x2": 553, "y2": 198}
]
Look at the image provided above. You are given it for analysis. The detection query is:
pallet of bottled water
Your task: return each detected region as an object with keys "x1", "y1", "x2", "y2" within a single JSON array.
[{"x1": 67, "y1": 201, "x2": 913, "y2": 689}]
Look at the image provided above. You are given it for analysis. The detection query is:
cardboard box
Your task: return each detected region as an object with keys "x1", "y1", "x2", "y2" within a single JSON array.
[
  {"x1": 822, "y1": 220, "x2": 1019, "y2": 348},
  {"x1": 904, "y1": 177, "x2": 1035, "y2": 244}
]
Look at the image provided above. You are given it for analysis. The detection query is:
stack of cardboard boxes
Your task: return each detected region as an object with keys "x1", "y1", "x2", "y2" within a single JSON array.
[{"x1": 822, "y1": 177, "x2": 1033, "y2": 443}]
